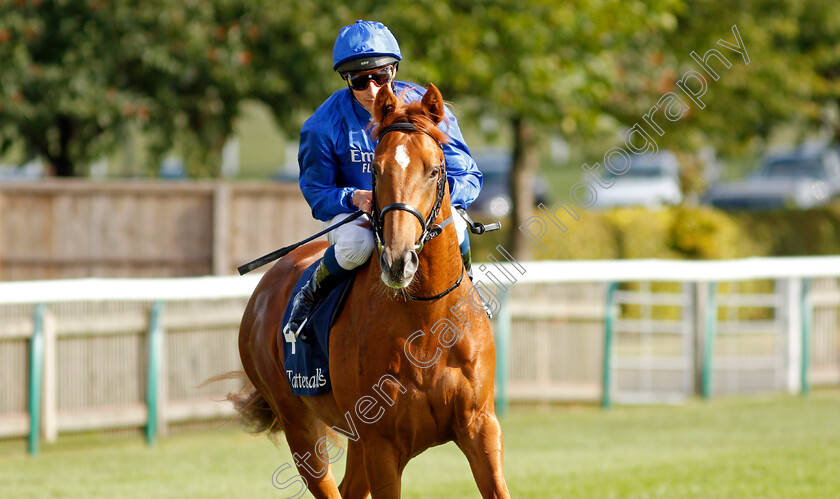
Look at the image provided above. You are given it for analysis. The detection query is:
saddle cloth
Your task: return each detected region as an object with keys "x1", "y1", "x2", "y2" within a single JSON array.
[{"x1": 280, "y1": 260, "x2": 354, "y2": 396}]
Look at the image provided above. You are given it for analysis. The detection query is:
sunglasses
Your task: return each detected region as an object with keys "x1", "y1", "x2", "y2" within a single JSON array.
[{"x1": 344, "y1": 66, "x2": 394, "y2": 91}]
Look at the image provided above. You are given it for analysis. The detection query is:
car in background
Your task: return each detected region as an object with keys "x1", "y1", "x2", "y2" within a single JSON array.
[
  {"x1": 272, "y1": 168, "x2": 299, "y2": 182},
  {"x1": 469, "y1": 148, "x2": 551, "y2": 218},
  {"x1": 0, "y1": 159, "x2": 44, "y2": 181},
  {"x1": 703, "y1": 145, "x2": 840, "y2": 210},
  {"x1": 469, "y1": 148, "x2": 550, "y2": 218},
  {"x1": 592, "y1": 151, "x2": 682, "y2": 208},
  {"x1": 159, "y1": 157, "x2": 187, "y2": 179}
]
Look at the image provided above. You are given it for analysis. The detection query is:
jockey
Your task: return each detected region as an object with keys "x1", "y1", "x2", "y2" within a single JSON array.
[{"x1": 285, "y1": 20, "x2": 482, "y2": 337}]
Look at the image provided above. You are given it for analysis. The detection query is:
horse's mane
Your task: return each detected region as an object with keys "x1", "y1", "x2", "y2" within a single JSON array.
[{"x1": 372, "y1": 89, "x2": 450, "y2": 145}]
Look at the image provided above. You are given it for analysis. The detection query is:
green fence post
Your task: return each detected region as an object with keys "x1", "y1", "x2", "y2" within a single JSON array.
[
  {"x1": 146, "y1": 301, "x2": 163, "y2": 446},
  {"x1": 801, "y1": 279, "x2": 812, "y2": 397},
  {"x1": 702, "y1": 283, "x2": 718, "y2": 400},
  {"x1": 495, "y1": 291, "x2": 510, "y2": 418},
  {"x1": 602, "y1": 282, "x2": 618, "y2": 409},
  {"x1": 28, "y1": 304, "x2": 46, "y2": 456}
]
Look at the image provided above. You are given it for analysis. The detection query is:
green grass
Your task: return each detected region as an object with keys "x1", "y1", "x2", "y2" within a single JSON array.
[{"x1": 2, "y1": 389, "x2": 839, "y2": 498}]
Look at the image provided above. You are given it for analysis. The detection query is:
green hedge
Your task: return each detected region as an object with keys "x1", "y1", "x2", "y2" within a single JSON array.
[{"x1": 470, "y1": 200, "x2": 840, "y2": 260}]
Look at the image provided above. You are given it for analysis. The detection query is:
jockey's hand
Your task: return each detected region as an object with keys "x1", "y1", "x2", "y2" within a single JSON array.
[{"x1": 352, "y1": 189, "x2": 373, "y2": 214}]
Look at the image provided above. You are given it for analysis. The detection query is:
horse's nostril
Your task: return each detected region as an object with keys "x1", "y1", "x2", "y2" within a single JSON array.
[
  {"x1": 403, "y1": 250, "x2": 419, "y2": 278},
  {"x1": 379, "y1": 251, "x2": 391, "y2": 274}
]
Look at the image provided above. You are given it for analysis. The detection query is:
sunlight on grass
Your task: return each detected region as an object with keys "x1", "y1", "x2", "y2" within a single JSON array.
[{"x1": 2, "y1": 389, "x2": 838, "y2": 498}]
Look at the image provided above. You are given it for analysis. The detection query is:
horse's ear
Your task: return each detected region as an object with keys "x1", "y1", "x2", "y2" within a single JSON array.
[
  {"x1": 421, "y1": 83, "x2": 445, "y2": 125},
  {"x1": 374, "y1": 84, "x2": 398, "y2": 124}
]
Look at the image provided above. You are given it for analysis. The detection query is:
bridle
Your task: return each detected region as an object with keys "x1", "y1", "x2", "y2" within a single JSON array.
[
  {"x1": 370, "y1": 122, "x2": 464, "y2": 301},
  {"x1": 371, "y1": 123, "x2": 448, "y2": 252}
]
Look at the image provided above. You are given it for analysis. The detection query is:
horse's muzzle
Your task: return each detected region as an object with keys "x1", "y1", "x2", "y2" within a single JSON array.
[{"x1": 379, "y1": 248, "x2": 419, "y2": 289}]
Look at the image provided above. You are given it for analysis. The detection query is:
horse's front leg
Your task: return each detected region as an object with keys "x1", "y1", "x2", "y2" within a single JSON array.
[
  {"x1": 279, "y1": 411, "x2": 342, "y2": 499},
  {"x1": 338, "y1": 440, "x2": 370, "y2": 499},
  {"x1": 362, "y1": 435, "x2": 404, "y2": 499},
  {"x1": 455, "y1": 409, "x2": 511, "y2": 499}
]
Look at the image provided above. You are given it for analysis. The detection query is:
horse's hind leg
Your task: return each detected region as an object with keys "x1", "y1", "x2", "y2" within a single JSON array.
[
  {"x1": 455, "y1": 411, "x2": 511, "y2": 499},
  {"x1": 338, "y1": 440, "x2": 370, "y2": 498}
]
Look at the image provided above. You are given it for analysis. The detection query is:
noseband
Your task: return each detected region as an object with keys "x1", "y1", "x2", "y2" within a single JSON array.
[
  {"x1": 371, "y1": 122, "x2": 449, "y2": 252},
  {"x1": 371, "y1": 122, "x2": 463, "y2": 301}
]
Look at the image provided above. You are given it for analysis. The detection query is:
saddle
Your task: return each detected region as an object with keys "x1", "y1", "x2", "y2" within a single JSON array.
[{"x1": 279, "y1": 260, "x2": 355, "y2": 396}]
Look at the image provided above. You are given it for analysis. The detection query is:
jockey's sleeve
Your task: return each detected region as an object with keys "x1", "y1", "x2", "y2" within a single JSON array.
[
  {"x1": 440, "y1": 107, "x2": 482, "y2": 209},
  {"x1": 298, "y1": 122, "x2": 356, "y2": 221}
]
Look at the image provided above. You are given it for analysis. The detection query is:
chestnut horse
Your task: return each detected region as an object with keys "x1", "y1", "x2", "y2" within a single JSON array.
[{"x1": 233, "y1": 83, "x2": 509, "y2": 498}]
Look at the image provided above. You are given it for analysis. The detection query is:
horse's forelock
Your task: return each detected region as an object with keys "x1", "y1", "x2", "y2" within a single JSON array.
[{"x1": 373, "y1": 91, "x2": 449, "y2": 145}]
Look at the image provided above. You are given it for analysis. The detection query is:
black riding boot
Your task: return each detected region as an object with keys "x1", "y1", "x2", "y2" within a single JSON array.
[
  {"x1": 462, "y1": 246, "x2": 473, "y2": 280},
  {"x1": 460, "y1": 242, "x2": 494, "y2": 319},
  {"x1": 284, "y1": 260, "x2": 336, "y2": 339}
]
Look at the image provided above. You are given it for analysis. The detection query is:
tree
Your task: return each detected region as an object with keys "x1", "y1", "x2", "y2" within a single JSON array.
[
  {"x1": 0, "y1": 1, "x2": 130, "y2": 176},
  {"x1": 604, "y1": 0, "x2": 828, "y2": 201},
  {"x1": 371, "y1": 0, "x2": 682, "y2": 259},
  {"x1": 238, "y1": 1, "x2": 356, "y2": 136},
  {"x1": 788, "y1": 0, "x2": 840, "y2": 143},
  {"x1": 656, "y1": 0, "x2": 813, "y2": 153},
  {"x1": 0, "y1": 0, "x2": 299, "y2": 177}
]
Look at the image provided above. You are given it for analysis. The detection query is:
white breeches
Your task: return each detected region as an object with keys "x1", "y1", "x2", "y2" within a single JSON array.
[
  {"x1": 324, "y1": 212, "x2": 468, "y2": 271},
  {"x1": 325, "y1": 213, "x2": 375, "y2": 270}
]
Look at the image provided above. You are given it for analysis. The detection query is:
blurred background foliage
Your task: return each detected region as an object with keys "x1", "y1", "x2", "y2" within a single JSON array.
[
  {"x1": 1, "y1": 0, "x2": 839, "y2": 258},
  {"x1": 469, "y1": 200, "x2": 840, "y2": 261}
]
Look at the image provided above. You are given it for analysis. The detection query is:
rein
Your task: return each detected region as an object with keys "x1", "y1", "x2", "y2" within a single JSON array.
[{"x1": 371, "y1": 122, "x2": 461, "y2": 301}]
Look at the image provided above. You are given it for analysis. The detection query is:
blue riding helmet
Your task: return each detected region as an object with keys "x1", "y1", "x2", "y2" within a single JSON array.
[{"x1": 333, "y1": 20, "x2": 402, "y2": 73}]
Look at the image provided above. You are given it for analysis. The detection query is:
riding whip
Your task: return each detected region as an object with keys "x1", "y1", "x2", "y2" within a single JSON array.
[{"x1": 237, "y1": 211, "x2": 365, "y2": 275}]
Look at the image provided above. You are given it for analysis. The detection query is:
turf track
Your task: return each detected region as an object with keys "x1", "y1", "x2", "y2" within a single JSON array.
[{"x1": 2, "y1": 388, "x2": 838, "y2": 498}]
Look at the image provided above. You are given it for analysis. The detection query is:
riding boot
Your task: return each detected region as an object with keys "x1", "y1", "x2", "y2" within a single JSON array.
[
  {"x1": 461, "y1": 246, "x2": 473, "y2": 281},
  {"x1": 459, "y1": 226, "x2": 474, "y2": 280},
  {"x1": 460, "y1": 239, "x2": 494, "y2": 319},
  {"x1": 284, "y1": 250, "x2": 345, "y2": 340}
]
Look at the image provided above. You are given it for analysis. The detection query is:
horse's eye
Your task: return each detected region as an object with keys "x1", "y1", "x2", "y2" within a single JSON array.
[{"x1": 430, "y1": 167, "x2": 440, "y2": 178}]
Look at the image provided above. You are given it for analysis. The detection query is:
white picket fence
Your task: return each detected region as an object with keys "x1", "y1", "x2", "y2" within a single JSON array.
[
  {"x1": 1, "y1": 257, "x2": 839, "y2": 450},
  {"x1": 499, "y1": 258, "x2": 840, "y2": 405}
]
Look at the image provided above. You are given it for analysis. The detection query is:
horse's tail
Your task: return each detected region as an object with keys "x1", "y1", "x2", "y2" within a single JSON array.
[{"x1": 199, "y1": 371, "x2": 283, "y2": 441}]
